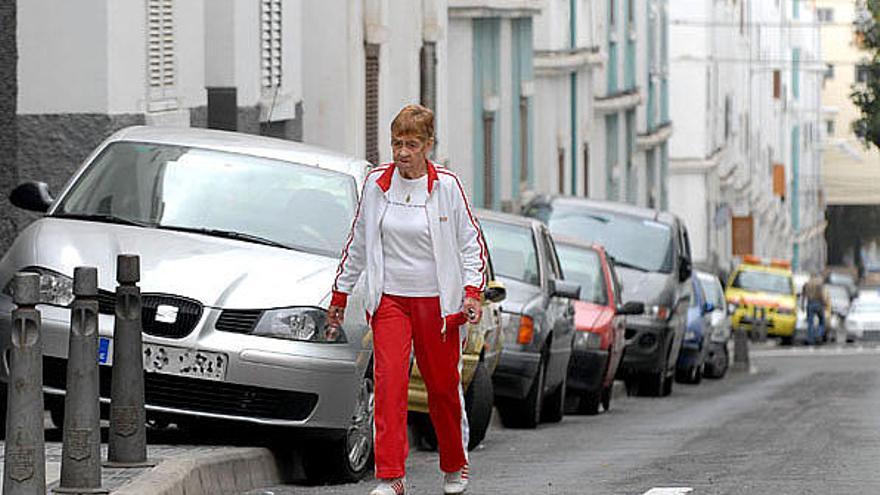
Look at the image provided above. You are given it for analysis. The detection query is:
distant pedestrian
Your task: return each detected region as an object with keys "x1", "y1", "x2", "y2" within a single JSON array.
[
  {"x1": 328, "y1": 104, "x2": 486, "y2": 495},
  {"x1": 803, "y1": 272, "x2": 827, "y2": 344}
]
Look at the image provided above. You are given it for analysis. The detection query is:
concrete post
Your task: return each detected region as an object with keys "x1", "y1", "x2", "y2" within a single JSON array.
[
  {"x1": 56, "y1": 267, "x2": 108, "y2": 494},
  {"x1": 106, "y1": 255, "x2": 153, "y2": 468},
  {"x1": 3, "y1": 272, "x2": 46, "y2": 495},
  {"x1": 733, "y1": 327, "x2": 750, "y2": 372}
]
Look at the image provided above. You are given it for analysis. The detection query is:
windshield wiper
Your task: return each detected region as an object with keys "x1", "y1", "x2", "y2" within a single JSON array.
[
  {"x1": 157, "y1": 225, "x2": 292, "y2": 250},
  {"x1": 52, "y1": 212, "x2": 152, "y2": 228},
  {"x1": 614, "y1": 260, "x2": 650, "y2": 272}
]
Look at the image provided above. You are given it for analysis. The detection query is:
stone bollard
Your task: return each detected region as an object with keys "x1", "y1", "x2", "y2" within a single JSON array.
[
  {"x1": 106, "y1": 255, "x2": 153, "y2": 468},
  {"x1": 3, "y1": 272, "x2": 47, "y2": 495},
  {"x1": 56, "y1": 267, "x2": 108, "y2": 494},
  {"x1": 733, "y1": 327, "x2": 750, "y2": 372}
]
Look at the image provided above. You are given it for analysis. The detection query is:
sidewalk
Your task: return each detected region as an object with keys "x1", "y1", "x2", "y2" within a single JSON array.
[{"x1": 0, "y1": 415, "x2": 284, "y2": 494}]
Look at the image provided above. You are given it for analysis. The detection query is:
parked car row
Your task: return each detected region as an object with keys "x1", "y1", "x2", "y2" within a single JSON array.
[{"x1": 0, "y1": 128, "x2": 734, "y2": 484}]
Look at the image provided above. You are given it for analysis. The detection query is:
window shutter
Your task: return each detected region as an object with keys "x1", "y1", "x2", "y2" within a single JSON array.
[
  {"x1": 732, "y1": 216, "x2": 754, "y2": 256},
  {"x1": 261, "y1": 0, "x2": 282, "y2": 88},
  {"x1": 420, "y1": 42, "x2": 437, "y2": 112},
  {"x1": 773, "y1": 70, "x2": 781, "y2": 99},
  {"x1": 772, "y1": 163, "x2": 786, "y2": 199},
  {"x1": 365, "y1": 43, "x2": 381, "y2": 166},
  {"x1": 147, "y1": 0, "x2": 176, "y2": 105}
]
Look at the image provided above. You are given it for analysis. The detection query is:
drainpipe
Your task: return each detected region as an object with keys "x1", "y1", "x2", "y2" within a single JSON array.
[{"x1": 570, "y1": 0, "x2": 578, "y2": 195}]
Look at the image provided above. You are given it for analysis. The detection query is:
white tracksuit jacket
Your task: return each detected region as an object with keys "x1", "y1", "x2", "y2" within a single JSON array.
[{"x1": 331, "y1": 161, "x2": 487, "y2": 318}]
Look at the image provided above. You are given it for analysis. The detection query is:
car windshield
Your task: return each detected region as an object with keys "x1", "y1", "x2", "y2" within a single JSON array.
[
  {"x1": 479, "y1": 219, "x2": 540, "y2": 286},
  {"x1": 698, "y1": 273, "x2": 725, "y2": 307},
  {"x1": 732, "y1": 270, "x2": 792, "y2": 295},
  {"x1": 536, "y1": 204, "x2": 674, "y2": 273},
  {"x1": 54, "y1": 142, "x2": 358, "y2": 257},
  {"x1": 555, "y1": 244, "x2": 608, "y2": 305}
]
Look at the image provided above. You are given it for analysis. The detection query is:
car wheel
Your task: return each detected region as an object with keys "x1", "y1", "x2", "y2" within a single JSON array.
[
  {"x1": 540, "y1": 369, "x2": 566, "y2": 424},
  {"x1": 706, "y1": 347, "x2": 728, "y2": 379},
  {"x1": 409, "y1": 412, "x2": 438, "y2": 451},
  {"x1": 600, "y1": 385, "x2": 612, "y2": 412},
  {"x1": 638, "y1": 370, "x2": 667, "y2": 397},
  {"x1": 576, "y1": 390, "x2": 601, "y2": 415},
  {"x1": 465, "y1": 360, "x2": 494, "y2": 450},
  {"x1": 304, "y1": 375, "x2": 374, "y2": 483},
  {"x1": 497, "y1": 355, "x2": 545, "y2": 429}
]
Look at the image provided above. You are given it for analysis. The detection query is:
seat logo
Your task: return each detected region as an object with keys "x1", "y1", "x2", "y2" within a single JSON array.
[{"x1": 156, "y1": 305, "x2": 179, "y2": 324}]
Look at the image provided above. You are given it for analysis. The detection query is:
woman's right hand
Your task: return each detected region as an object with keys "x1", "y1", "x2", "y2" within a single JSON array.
[{"x1": 327, "y1": 305, "x2": 345, "y2": 328}]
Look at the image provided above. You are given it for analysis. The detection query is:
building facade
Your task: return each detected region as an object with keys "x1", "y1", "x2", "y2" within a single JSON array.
[{"x1": 669, "y1": 0, "x2": 824, "y2": 274}]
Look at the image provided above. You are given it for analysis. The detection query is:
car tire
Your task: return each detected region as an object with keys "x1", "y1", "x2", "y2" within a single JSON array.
[
  {"x1": 575, "y1": 390, "x2": 601, "y2": 415},
  {"x1": 705, "y1": 347, "x2": 729, "y2": 379},
  {"x1": 540, "y1": 370, "x2": 566, "y2": 424},
  {"x1": 497, "y1": 355, "x2": 545, "y2": 429},
  {"x1": 465, "y1": 360, "x2": 494, "y2": 450},
  {"x1": 408, "y1": 360, "x2": 494, "y2": 452},
  {"x1": 303, "y1": 375, "x2": 374, "y2": 483},
  {"x1": 675, "y1": 364, "x2": 702, "y2": 385},
  {"x1": 600, "y1": 385, "x2": 612, "y2": 412},
  {"x1": 638, "y1": 370, "x2": 667, "y2": 397}
]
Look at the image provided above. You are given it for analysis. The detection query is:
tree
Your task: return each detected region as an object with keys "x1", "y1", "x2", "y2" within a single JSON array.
[{"x1": 851, "y1": 0, "x2": 880, "y2": 149}]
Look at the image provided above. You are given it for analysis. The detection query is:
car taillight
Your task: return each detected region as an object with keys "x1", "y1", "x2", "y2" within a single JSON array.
[{"x1": 517, "y1": 316, "x2": 535, "y2": 345}]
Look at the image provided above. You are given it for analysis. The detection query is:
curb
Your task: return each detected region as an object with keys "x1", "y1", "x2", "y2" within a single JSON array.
[{"x1": 112, "y1": 447, "x2": 282, "y2": 495}]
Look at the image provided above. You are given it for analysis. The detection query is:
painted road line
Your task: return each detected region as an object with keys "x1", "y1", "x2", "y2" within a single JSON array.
[{"x1": 642, "y1": 488, "x2": 693, "y2": 495}]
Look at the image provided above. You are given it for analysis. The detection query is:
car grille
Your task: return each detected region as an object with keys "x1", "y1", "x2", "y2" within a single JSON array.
[
  {"x1": 43, "y1": 357, "x2": 318, "y2": 422},
  {"x1": 96, "y1": 291, "x2": 203, "y2": 339},
  {"x1": 215, "y1": 309, "x2": 264, "y2": 334}
]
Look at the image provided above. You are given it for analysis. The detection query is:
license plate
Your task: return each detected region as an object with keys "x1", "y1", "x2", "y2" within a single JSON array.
[{"x1": 97, "y1": 337, "x2": 227, "y2": 382}]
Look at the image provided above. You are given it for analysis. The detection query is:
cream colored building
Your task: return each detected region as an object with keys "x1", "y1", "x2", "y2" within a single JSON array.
[{"x1": 819, "y1": 0, "x2": 880, "y2": 206}]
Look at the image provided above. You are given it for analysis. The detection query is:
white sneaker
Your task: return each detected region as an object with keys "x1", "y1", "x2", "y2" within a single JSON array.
[
  {"x1": 369, "y1": 477, "x2": 406, "y2": 495},
  {"x1": 443, "y1": 465, "x2": 469, "y2": 494}
]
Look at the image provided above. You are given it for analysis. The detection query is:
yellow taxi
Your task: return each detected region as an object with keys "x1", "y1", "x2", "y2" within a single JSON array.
[{"x1": 725, "y1": 256, "x2": 797, "y2": 344}]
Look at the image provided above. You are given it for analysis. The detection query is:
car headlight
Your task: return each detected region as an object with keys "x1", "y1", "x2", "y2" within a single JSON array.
[
  {"x1": 251, "y1": 307, "x2": 346, "y2": 343},
  {"x1": 573, "y1": 331, "x2": 602, "y2": 350},
  {"x1": 648, "y1": 305, "x2": 671, "y2": 321},
  {"x1": 777, "y1": 307, "x2": 794, "y2": 316},
  {"x1": 2, "y1": 267, "x2": 75, "y2": 307}
]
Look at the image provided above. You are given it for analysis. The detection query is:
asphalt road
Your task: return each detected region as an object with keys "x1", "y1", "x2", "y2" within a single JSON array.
[{"x1": 241, "y1": 343, "x2": 880, "y2": 495}]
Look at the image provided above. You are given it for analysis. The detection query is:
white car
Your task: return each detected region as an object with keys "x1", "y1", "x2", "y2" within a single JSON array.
[{"x1": 845, "y1": 297, "x2": 880, "y2": 342}]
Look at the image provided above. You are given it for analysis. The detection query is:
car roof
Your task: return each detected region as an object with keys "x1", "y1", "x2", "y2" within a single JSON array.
[
  {"x1": 475, "y1": 208, "x2": 541, "y2": 230},
  {"x1": 530, "y1": 195, "x2": 679, "y2": 226},
  {"x1": 106, "y1": 126, "x2": 368, "y2": 176}
]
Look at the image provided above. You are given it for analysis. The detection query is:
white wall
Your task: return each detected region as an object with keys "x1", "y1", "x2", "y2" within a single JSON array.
[
  {"x1": 18, "y1": 0, "x2": 108, "y2": 113},
  {"x1": 445, "y1": 18, "x2": 475, "y2": 189},
  {"x1": 669, "y1": 172, "x2": 708, "y2": 262}
]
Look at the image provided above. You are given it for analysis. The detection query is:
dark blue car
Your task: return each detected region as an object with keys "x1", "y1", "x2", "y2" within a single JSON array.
[{"x1": 676, "y1": 277, "x2": 714, "y2": 384}]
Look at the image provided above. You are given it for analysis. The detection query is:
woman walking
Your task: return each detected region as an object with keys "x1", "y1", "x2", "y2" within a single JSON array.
[{"x1": 328, "y1": 104, "x2": 486, "y2": 495}]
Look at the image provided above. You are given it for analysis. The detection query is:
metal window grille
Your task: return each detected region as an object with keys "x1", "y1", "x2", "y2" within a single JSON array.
[
  {"x1": 365, "y1": 43, "x2": 381, "y2": 166},
  {"x1": 261, "y1": 0, "x2": 282, "y2": 88},
  {"x1": 147, "y1": 0, "x2": 176, "y2": 101}
]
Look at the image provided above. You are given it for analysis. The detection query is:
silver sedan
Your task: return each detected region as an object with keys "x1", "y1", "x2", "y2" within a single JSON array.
[{"x1": 0, "y1": 126, "x2": 376, "y2": 481}]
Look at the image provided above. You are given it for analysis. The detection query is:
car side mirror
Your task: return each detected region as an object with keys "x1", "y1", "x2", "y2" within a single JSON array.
[
  {"x1": 616, "y1": 301, "x2": 645, "y2": 316},
  {"x1": 484, "y1": 281, "x2": 507, "y2": 303},
  {"x1": 704, "y1": 302, "x2": 715, "y2": 314},
  {"x1": 678, "y1": 256, "x2": 692, "y2": 282},
  {"x1": 9, "y1": 181, "x2": 53, "y2": 213},
  {"x1": 550, "y1": 279, "x2": 581, "y2": 300}
]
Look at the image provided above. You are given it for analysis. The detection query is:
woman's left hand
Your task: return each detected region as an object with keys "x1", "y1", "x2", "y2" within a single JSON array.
[{"x1": 463, "y1": 297, "x2": 482, "y2": 324}]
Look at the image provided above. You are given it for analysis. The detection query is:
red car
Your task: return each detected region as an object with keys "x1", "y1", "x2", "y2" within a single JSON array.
[{"x1": 553, "y1": 237, "x2": 644, "y2": 414}]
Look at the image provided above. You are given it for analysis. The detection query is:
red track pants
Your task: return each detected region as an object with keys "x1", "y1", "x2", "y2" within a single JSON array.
[{"x1": 372, "y1": 294, "x2": 468, "y2": 479}]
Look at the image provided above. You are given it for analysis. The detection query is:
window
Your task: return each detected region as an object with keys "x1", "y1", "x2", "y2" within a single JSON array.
[
  {"x1": 557, "y1": 147, "x2": 566, "y2": 194},
  {"x1": 856, "y1": 64, "x2": 871, "y2": 84},
  {"x1": 825, "y1": 64, "x2": 835, "y2": 80},
  {"x1": 260, "y1": 0, "x2": 282, "y2": 89},
  {"x1": 555, "y1": 244, "x2": 608, "y2": 305},
  {"x1": 826, "y1": 119, "x2": 835, "y2": 136},
  {"x1": 481, "y1": 220, "x2": 540, "y2": 285},
  {"x1": 420, "y1": 42, "x2": 437, "y2": 112},
  {"x1": 609, "y1": 0, "x2": 616, "y2": 26},
  {"x1": 147, "y1": 0, "x2": 176, "y2": 109},
  {"x1": 773, "y1": 70, "x2": 781, "y2": 99},
  {"x1": 365, "y1": 43, "x2": 381, "y2": 165},
  {"x1": 627, "y1": 0, "x2": 634, "y2": 24},
  {"x1": 817, "y1": 8, "x2": 834, "y2": 23},
  {"x1": 724, "y1": 96, "x2": 732, "y2": 141}
]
